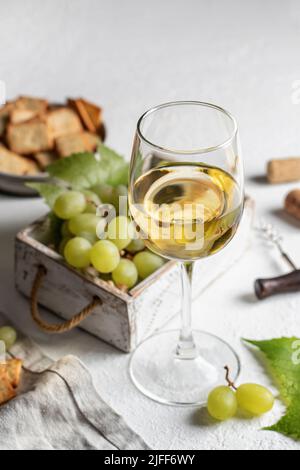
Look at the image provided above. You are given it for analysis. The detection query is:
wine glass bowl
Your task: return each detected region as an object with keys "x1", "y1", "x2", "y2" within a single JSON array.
[{"x1": 129, "y1": 101, "x2": 244, "y2": 406}]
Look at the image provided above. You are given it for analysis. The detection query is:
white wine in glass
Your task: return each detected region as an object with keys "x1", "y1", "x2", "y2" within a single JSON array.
[
  {"x1": 129, "y1": 102, "x2": 244, "y2": 406},
  {"x1": 130, "y1": 163, "x2": 242, "y2": 261}
]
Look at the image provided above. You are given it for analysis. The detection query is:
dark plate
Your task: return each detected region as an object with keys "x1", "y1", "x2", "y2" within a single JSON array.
[{"x1": 0, "y1": 171, "x2": 49, "y2": 197}]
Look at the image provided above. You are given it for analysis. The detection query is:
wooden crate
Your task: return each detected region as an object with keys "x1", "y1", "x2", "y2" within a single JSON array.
[{"x1": 15, "y1": 199, "x2": 254, "y2": 352}]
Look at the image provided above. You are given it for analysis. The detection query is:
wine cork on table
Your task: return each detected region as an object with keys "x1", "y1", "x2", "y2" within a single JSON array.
[
  {"x1": 285, "y1": 189, "x2": 300, "y2": 221},
  {"x1": 267, "y1": 158, "x2": 300, "y2": 184}
]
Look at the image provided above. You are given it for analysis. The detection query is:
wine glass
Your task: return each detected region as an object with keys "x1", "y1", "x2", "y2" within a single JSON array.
[{"x1": 128, "y1": 101, "x2": 244, "y2": 406}]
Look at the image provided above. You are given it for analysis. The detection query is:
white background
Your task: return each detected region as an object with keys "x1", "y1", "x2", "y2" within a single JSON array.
[{"x1": 1, "y1": 0, "x2": 300, "y2": 450}]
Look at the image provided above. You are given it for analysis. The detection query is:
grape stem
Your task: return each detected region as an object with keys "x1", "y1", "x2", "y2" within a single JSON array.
[
  {"x1": 224, "y1": 366, "x2": 237, "y2": 390},
  {"x1": 87, "y1": 198, "x2": 107, "y2": 214},
  {"x1": 87, "y1": 198, "x2": 97, "y2": 206}
]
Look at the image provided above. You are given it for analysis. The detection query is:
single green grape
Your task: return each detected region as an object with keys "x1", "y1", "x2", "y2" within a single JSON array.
[
  {"x1": 236, "y1": 384, "x2": 274, "y2": 416},
  {"x1": 68, "y1": 213, "x2": 105, "y2": 238},
  {"x1": 207, "y1": 386, "x2": 238, "y2": 421},
  {"x1": 92, "y1": 184, "x2": 114, "y2": 204},
  {"x1": 133, "y1": 251, "x2": 165, "y2": 279},
  {"x1": 112, "y1": 259, "x2": 138, "y2": 289},
  {"x1": 126, "y1": 238, "x2": 145, "y2": 254},
  {"x1": 84, "y1": 204, "x2": 97, "y2": 215},
  {"x1": 111, "y1": 185, "x2": 128, "y2": 212},
  {"x1": 107, "y1": 216, "x2": 134, "y2": 250},
  {"x1": 61, "y1": 221, "x2": 72, "y2": 238},
  {"x1": 54, "y1": 191, "x2": 86, "y2": 220},
  {"x1": 64, "y1": 237, "x2": 92, "y2": 269},
  {"x1": 59, "y1": 236, "x2": 72, "y2": 256},
  {"x1": 90, "y1": 240, "x2": 120, "y2": 273},
  {"x1": 77, "y1": 231, "x2": 98, "y2": 245},
  {"x1": 0, "y1": 326, "x2": 17, "y2": 350},
  {"x1": 82, "y1": 190, "x2": 101, "y2": 214}
]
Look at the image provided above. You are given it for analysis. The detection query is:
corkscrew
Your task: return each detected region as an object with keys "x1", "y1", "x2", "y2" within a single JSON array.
[{"x1": 254, "y1": 220, "x2": 300, "y2": 300}]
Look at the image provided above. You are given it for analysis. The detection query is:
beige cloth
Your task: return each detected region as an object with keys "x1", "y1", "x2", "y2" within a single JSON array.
[{"x1": 0, "y1": 334, "x2": 149, "y2": 450}]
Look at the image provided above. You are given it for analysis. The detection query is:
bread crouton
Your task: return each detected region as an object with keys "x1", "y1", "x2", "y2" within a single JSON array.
[
  {"x1": 0, "y1": 103, "x2": 14, "y2": 137},
  {"x1": 34, "y1": 150, "x2": 58, "y2": 170},
  {"x1": 0, "y1": 366, "x2": 16, "y2": 405},
  {"x1": 7, "y1": 119, "x2": 53, "y2": 154},
  {"x1": 68, "y1": 98, "x2": 102, "y2": 132},
  {"x1": 15, "y1": 96, "x2": 48, "y2": 114},
  {"x1": 56, "y1": 132, "x2": 100, "y2": 157},
  {"x1": 55, "y1": 133, "x2": 87, "y2": 157},
  {"x1": 10, "y1": 108, "x2": 40, "y2": 125},
  {"x1": 83, "y1": 132, "x2": 100, "y2": 150},
  {"x1": 5, "y1": 359, "x2": 22, "y2": 389},
  {"x1": 0, "y1": 144, "x2": 39, "y2": 175},
  {"x1": 47, "y1": 108, "x2": 83, "y2": 139},
  {"x1": 81, "y1": 99, "x2": 102, "y2": 128}
]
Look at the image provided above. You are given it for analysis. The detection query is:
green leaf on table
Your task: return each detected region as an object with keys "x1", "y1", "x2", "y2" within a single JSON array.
[
  {"x1": 26, "y1": 183, "x2": 65, "y2": 209},
  {"x1": 245, "y1": 337, "x2": 300, "y2": 440}
]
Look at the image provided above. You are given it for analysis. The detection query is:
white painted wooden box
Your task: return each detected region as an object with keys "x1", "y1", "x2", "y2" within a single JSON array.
[{"x1": 15, "y1": 199, "x2": 254, "y2": 353}]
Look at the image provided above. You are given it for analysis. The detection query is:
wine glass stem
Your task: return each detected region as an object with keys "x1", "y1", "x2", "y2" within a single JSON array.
[{"x1": 176, "y1": 262, "x2": 198, "y2": 359}]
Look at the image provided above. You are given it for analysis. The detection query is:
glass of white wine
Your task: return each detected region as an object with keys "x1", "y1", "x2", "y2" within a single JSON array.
[{"x1": 129, "y1": 101, "x2": 244, "y2": 406}]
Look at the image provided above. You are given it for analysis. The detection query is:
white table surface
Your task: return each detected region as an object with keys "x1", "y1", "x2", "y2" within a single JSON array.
[{"x1": 1, "y1": 0, "x2": 300, "y2": 450}]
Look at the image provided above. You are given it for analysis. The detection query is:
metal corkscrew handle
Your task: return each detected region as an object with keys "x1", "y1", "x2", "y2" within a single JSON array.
[
  {"x1": 254, "y1": 220, "x2": 300, "y2": 300},
  {"x1": 255, "y1": 270, "x2": 300, "y2": 300}
]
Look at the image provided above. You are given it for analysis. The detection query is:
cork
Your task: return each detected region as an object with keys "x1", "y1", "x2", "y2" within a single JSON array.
[
  {"x1": 285, "y1": 189, "x2": 300, "y2": 220},
  {"x1": 267, "y1": 158, "x2": 300, "y2": 184}
]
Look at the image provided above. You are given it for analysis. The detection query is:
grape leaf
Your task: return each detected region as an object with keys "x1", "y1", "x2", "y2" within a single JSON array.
[
  {"x1": 245, "y1": 337, "x2": 300, "y2": 440},
  {"x1": 47, "y1": 152, "x2": 109, "y2": 190},
  {"x1": 35, "y1": 213, "x2": 63, "y2": 249},
  {"x1": 108, "y1": 162, "x2": 129, "y2": 187},
  {"x1": 29, "y1": 145, "x2": 129, "y2": 210},
  {"x1": 27, "y1": 183, "x2": 65, "y2": 208},
  {"x1": 96, "y1": 144, "x2": 129, "y2": 187},
  {"x1": 48, "y1": 213, "x2": 64, "y2": 248},
  {"x1": 47, "y1": 144, "x2": 128, "y2": 190}
]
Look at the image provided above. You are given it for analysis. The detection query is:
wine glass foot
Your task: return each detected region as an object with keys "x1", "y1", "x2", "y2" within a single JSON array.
[{"x1": 129, "y1": 329, "x2": 241, "y2": 407}]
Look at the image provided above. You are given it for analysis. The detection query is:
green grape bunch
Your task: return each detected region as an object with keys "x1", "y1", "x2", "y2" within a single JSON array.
[
  {"x1": 28, "y1": 146, "x2": 166, "y2": 290},
  {"x1": 207, "y1": 366, "x2": 275, "y2": 422},
  {"x1": 51, "y1": 184, "x2": 166, "y2": 291}
]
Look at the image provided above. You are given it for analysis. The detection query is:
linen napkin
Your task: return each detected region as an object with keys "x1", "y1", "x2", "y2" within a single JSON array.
[{"x1": 0, "y1": 329, "x2": 149, "y2": 450}]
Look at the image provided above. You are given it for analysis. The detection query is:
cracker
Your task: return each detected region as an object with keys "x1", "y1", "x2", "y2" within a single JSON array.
[
  {"x1": 68, "y1": 98, "x2": 102, "y2": 132},
  {"x1": 0, "y1": 367, "x2": 16, "y2": 405},
  {"x1": 6, "y1": 359, "x2": 22, "y2": 389},
  {"x1": 34, "y1": 150, "x2": 58, "y2": 170},
  {"x1": 15, "y1": 96, "x2": 48, "y2": 114},
  {"x1": 81, "y1": 99, "x2": 102, "y2": 128},
  {"x1": 56, "y1": 133, "x2": 87, "y2": 157},
  {"x1": 47, "y1": 108, "x2": 83, "y2": 139},
  {"x1": 82, "y1": 131, "x2": 100, "y2": 151},
  {"x1": 0, "y1": 102, "x2": 14, "y2": 137},
  {"x1": 56, "y1": 132, "x2": 99, "y2": 157},
  {"x1": 0, "y1": 144, "x2": 39, "y2": 175},
  {"x1": 68, "y1": 99, "x2": 96, "y2": 132},
  {"x1": 7, "y1": 119, "x2": 53, "y2": 155},
  {"x1": 10, "y1": 108, "x2": 40, "y2": 125}
]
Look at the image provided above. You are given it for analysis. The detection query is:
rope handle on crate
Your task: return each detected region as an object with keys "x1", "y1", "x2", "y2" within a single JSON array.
[{"x1": 30, "y1": 265, "x2": 102, "y2": 333}]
